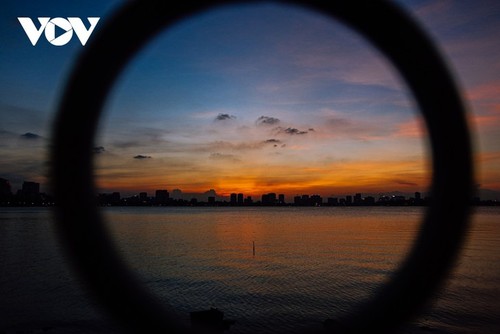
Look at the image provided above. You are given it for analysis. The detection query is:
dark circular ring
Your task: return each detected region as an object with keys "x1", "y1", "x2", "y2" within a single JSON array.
[{"x1": 51, "y1": 1, "x2": 473, "y2": 333}]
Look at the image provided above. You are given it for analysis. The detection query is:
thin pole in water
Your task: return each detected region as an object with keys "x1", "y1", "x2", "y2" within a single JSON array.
[{"x1": 253, "y1": 241, "x2": 255, "y2": 256}]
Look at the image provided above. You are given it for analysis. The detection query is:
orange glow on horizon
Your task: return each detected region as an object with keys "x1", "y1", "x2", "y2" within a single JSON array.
[{"x1": 95, "y1": 157, "x2": 430, "y2": 197}]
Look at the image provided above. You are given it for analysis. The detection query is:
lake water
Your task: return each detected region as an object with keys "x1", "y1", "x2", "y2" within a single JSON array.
[{"x1": 0, "y1": 207, "x2": 499, "y2": 333}]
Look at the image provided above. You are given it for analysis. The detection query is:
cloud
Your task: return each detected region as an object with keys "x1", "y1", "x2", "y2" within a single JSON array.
[
  {"x1": 465, "y1": 81, "x2": 500, "y2": 129},
  {"x1": 20, "y1": 132, "x2": 41, "y2": 139},
  {"x1": 264, "y1": 139, "x2": 285, "y2": 148},
  {"x1": 264, "y1": 139, "x2": 281, "y2": 144},
  {"x1": 276, "y1": 127, "x2": 309, "y2": 135},
  {"x1": 321, "y1": 115, "x2": 393, "y2": 140},
  {"x1": 393, "y1": 179, "x2": 418, "y2": 187},
  {"x1": 394, "y1": 118, "x2": 425, "y2": 138},
  {"x1": 414, "y1": 0, "x2": 453, "y2": 18},
  {"x1": 467, "y1": 81, "x2": 500, "y2": 101},
  {"x1": 256, "y1": 116, "x2": 280, "y2": 126},
  {"x1": 194, "y1": 140, "x2": 270, "y2": 152},
  {"x1": 209, "y1": 153, "x2": 240, "y2": 162},
  {"x1": 133, "y1": 155, "x2": 152, "y2": 159},
  {"x1": 113, "y1": 141, "x2": 142, "y2": 149},
  {"x1": 93, "y1": 146, "x2": 105, "y2": 154},
  {"x1": 215, "y1": 113, "x2": 236, "y2": 121}
]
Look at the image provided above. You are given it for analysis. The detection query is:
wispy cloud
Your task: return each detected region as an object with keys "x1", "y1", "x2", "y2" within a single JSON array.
[
  {"x1": 414, "y1": 0, "x2": 453, "y2": 18},
  {"x1": 467, "y1": 82, "x2": 500, "y2": 101},
  {"x1": 209, "y1": 153, "x2": 241, "y2": 162},
  {"x1": 317, "y1": 115, "x2": 394, "y2": 141},
  {"x1": 394, "y1": 118, "x2": 425, "y2": 138},
  {"x1": 466, "y1": 81, "x2": 500, "y2": 129}
]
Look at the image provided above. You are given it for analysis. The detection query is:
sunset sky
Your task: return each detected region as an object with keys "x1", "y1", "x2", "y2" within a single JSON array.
[{"x1": 1, "y1": 0, "x2": 499, "y2": 200}]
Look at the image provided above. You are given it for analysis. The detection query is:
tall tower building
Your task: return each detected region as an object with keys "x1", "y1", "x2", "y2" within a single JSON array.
[{"x1": 0, "y1": 178, "x2": 12, "y2": 197}]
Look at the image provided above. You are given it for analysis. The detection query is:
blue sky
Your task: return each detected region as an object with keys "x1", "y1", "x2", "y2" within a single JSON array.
[{"x1": 1, "y1": 0, "x2": 499, "y2": 199}]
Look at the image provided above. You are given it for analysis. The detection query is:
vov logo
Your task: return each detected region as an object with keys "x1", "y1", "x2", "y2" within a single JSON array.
[{"x1": 18, "y1": 17, "x2": 100, "y2": 46}]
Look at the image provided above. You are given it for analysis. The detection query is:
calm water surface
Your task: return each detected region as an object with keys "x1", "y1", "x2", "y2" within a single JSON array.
[{"x1": 1, "y1": 207, "x2": 499, "y2": 333}]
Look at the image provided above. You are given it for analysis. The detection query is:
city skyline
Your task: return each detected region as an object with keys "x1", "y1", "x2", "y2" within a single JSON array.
[
  {"x1": 2, "y1": 176, "x2": 430, "y2": 202},
  {"x1": 0, "y1": 175, "x2": 436, "y2": 207},
  {"x1": 2, "y1": 176, "x2": 499, "y2": 207},
  {"x1": 1, "y1": 1, "x2": 500, "y2": 200}
]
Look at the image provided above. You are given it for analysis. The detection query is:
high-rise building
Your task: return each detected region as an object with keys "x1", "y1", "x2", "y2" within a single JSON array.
[
  {"x1": 261, "y1": 194, "x2": 269, "y2": 204},
  {"x1": 327, "y1": 197, "x2": 338, "y2": 206},
  {"x1": 294, "y1": 196, "x2": 301, "y2": 205},
  {"x1": 310, "y1": 195, "x2": 323, "y2": 206},
  {"x1": 346, "y1": 195, "x2": 352, "y2": 205},
  {"x1": 22, "y1": 181, "x2": 40, "y2": 195},
  {"x1": 0, "y1": 178, "x2": 12, "y2": 197},
  {"x1": 301, "y1": 194, "x2": 310, "y2": 205},
  {"x1": 230, "y1": 193, "x2": 237, "y2": 205},
  {"x1": 208, "y1": 196, "x2": 216, "y2": 205},
  {"x1": 155, "y1": 190, "x2": 169, "y2": 204},
  {"x1": 244, "y1": 196, "x2": 253, "y2": 205},
  {"x1": 261, "y1": 193, "x2": 277, "y2": 205},
  {"x1": 268, "y1": 193, "x2": 276, "y2": 204},
  {"x1": 354, "y1": 193, "x2": 362, "y2": 205},
  {"x1": 237, "y1": 193, "x2": 244, "y2": 205},
  {"x1": 278, "y1": 194, "x2": 285, "y2": 204},
  {"x1": 364, "y1": 196, "x2": 375, "y2": 205}
]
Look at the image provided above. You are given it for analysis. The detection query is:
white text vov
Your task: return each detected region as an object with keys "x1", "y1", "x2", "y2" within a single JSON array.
[{"x1": 18, "y1": 17, "x2": 100, "y2": 46}]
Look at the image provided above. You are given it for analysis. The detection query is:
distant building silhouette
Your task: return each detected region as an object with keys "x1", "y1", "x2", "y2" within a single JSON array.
[
  {"x1": 230, "y1": 193, "x2": 237, "y2": 205},
  {"x1": 208, "y1": 196, "x2": 215, "y2": 205},
  {"x1": 205, "y1": 189, "x2": 217, "y2": 200},
  {"x1": 172, "y1": 189, "x2": 183, "y2": 200},
  {"x1": 2, "y1": 176, "x2": 495, "y2": 207},
  {"x1": 278, "y1": 194, "x2": 285, "y2": 205},
  {"x1": 327, "y1": 197, "x2": 338, "y2": 206},
  {"x1": 301, "y1": 195, "x2": 309, "y2": 205},
  {"x1": 244, "y1": 196, "x2": 253, "y2": 205},
  {"x1": 364, "y1": 196, "x2": 375, "y2": 205},
  {"x1": 354, "y1": 193, "x2": 362, "y2": 205},
  {"x1": 98, "y1": 192, "x2": 121, "y2": 206},
  {"x1": 0, "y1": 178, "x2": 12, "y2": 204},
  {"x1": 16, "y1": 181, "x2": 41, "y2": 204},
  {"x1": 268, "y1": 193, "x2": 277, "y2": 204},
  {"x1": 0, "y1": 178, "x2": 12, "y2": 197},
  {"x1": 346, "y1": 195, "x2": 352, "y2": 205},
  {"x1": 155, "y1": 190, "x2": 169, "y2": 205},
  {"x1": 22, "y1": 181, "x2": 40, "y2": 196},
  {"x1": 310, "y1": 195, "x2": 323, "y2": 206},
  {"x1": 262, "y1": 193, "x2": 277, "y2": 205}
]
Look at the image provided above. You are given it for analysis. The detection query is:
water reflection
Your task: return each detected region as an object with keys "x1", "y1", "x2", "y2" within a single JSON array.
[{"x1": 106, "y1": 206, "x2": 422, "y2": 333}]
